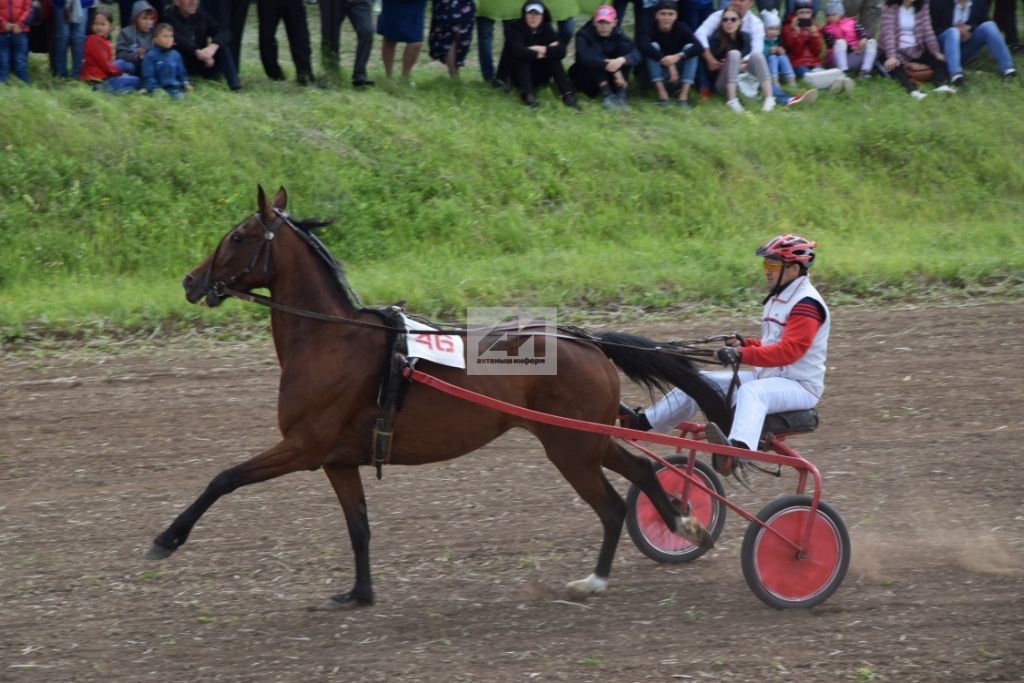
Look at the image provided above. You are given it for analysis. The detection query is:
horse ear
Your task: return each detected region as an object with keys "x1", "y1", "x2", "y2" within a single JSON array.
[
  {"x1": 272, "y1": 186, "x2": 288, "y2": 211},
  {"x1": 257, "y1": 185, "x2": 268, "y2": 213}
]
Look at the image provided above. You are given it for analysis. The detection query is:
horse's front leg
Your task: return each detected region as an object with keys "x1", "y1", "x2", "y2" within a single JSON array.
[
  {"x1": 318, "y1": 463, "x2": 374, "y2": 610},
  {"x1": 144, "y1": 440, "x2": 313, "y2": 560}
]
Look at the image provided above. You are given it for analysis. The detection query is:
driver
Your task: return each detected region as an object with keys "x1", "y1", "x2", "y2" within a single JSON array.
[{"x1": 619, "y1": 234, "x2": 829, "y2": 474}]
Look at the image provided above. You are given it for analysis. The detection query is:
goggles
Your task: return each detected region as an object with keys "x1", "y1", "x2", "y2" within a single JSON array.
[{"x1": 762, "y1": 260, "x2": 785, "y2": 273}]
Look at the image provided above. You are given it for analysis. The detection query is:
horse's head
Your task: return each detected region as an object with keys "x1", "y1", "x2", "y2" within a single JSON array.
[{"x1": 183, "y1": 185, "x2": 290, "y2": 307}]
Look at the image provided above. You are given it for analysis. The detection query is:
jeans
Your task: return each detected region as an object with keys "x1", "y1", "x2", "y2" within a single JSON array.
[
  {"x1": 767, "y1": 52, "x2": 794, "y2": 80},
  {"x1": 475, "y1": 16, "x2": 508, "y2": 82},
  {"x1": 94, "y1": 59, "x2": 141, "y2": 92},
  {"x1": 0, "y1": 32, "x2": 29, "y2": 83},
  {"x1": 53, "y1": 10, "x2": 86, "y2": 77},
  {"x1": 940, "y1": 22, "x2": 1014, "y2": 76}
]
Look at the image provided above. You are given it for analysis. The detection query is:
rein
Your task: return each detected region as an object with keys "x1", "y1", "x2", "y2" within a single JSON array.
[{"x1": 205, "y1": 210, "x2": 725, "y2": 366}]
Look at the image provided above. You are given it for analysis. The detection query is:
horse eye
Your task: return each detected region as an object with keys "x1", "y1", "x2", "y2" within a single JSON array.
[{"x1": 230, "y1": 233, "x2": 243, "y2": 243}]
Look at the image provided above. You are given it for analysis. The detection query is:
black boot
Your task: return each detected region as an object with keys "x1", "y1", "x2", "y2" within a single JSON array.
[
  {"x1": 523, "y1": 92, "x2": 539, "y2": 110},
  {"x1": 562, "y1": 91, "x2": 581, "y2": 112},
  {"x1": 618, "y1": 403, "x2": 651, "y2": 431}
]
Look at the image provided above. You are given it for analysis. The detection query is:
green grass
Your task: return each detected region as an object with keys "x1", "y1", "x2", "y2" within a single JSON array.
[{"x1": 2, "y1": 26, "x2": 1023, "y2": 341}]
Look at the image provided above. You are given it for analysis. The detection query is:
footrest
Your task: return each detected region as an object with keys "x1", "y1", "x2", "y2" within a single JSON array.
[{"x1": 763, "y1": 409, "x2": 819, "y2": 435}]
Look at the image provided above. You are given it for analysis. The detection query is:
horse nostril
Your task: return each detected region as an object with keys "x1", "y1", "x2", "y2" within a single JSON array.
[{"x1": 182, "y1": 275, "x2": 194, "y2": 290}]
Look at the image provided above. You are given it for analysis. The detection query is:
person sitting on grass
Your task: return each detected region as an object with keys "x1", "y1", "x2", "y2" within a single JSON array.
[
  {"x1": 781, "y1": 0, "x2": 823, "y2": 78},
  {"x1": 619, "y1": 234, "x2": 829, "y2": 480},
  {"x1": 706, "y1": 6, "x2": 778, "y2": 113},
  {"x1": 0, "y1": 0, "x2": 31, "y2": 84},
  {"x1": 163, "y1": 0, "x2": 242, "y2": 90},
  {"x1": 879, "y1": 0, "x2": 954, "y2": 99},
  {"x1": 501, "y1": 1, "x2": 579, "y2": 110},
  {"x1": 762, "y1": 10, "x2": 797, "y2": 89},
  {"x1": 636, "y1": 0, "x2": 703, "y2": 107},
  {"x1": 80, "y1": 6, "x2": 141, "y2": 92},
  {"x1": 115, "y1": 0, "x2": 156, "y2": 76},
  {"x1": 568, "y1": 4, "x2": 641, "y2": 110},
  {"x1": 142, "y1": 22, "x2": 193, "y2": 98},
  {"x1": 929, "y1": 0, "x2": 1016, "y2": 86},
  {"x1": 821, "y1": 0, "x2": 877, "y2": 78}
]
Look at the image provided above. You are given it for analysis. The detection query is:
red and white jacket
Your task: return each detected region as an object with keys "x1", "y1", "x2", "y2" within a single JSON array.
[{"x1": 739, "y1": 275, "x2": 829, "y2": 397}]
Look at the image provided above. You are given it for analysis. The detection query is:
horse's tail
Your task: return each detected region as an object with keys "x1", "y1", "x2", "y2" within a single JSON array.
[{"x1": 591, "y1": 331, "x2": 733, "y2": 432}]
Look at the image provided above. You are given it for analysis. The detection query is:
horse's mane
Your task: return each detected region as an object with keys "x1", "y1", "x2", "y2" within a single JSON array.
[{"x1": 285, "y1": 217, "x2": 363, "y2": 308}]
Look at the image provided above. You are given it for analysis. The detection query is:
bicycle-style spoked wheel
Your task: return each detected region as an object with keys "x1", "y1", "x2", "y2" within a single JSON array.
[
  {"x1": 626, "y1": 456, "x2": 726, "y2": 563},
  {"x1": 741, "y1": 494, "x2": 850, "y2": 608}
]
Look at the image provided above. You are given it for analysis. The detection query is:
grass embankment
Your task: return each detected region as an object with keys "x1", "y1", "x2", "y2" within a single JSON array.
[{"x1": 1, "y1": 51, "x2": 1023, "y2": 341}]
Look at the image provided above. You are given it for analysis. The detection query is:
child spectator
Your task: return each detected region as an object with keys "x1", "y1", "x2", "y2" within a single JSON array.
[
  {"x1": 569, "y1": 5, "x2": 640, "y2": 109},
  {"x1": 761, "y1": 9, "x2": 796, "y2": 87},
  {"x1": 115, "y1": 0, "x2": 156, "y2": 74},
  {"x1": 81, "y1": 6, "x2": 141, "y2": 91},
  {"x1": 636, "y1": 0, "x2": 703, "y2": 107},
  {"x1": 142, "y1": 22, "x2": 192, "y2": 97},
  {"x1": 0, "y1": 0, "x2": 31, "y2": 83},
  {"x1": 821, "y1": 0, "x2": 876, "y2": 77},
  {"x1": 501, "y1": 1, "x2": 579, "y2": 110},
  {"x1": 781, "y1": 0, "x2": 823, "y2": 77}
]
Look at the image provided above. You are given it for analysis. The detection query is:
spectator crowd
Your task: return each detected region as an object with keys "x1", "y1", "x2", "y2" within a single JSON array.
[{"x1": 0, "y1": 0, "x2": 1019, "y2": 109}]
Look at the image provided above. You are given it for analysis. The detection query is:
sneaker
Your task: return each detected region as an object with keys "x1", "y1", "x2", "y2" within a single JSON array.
[
  {"x1": 859, "y1": 70, "x2": 872, "y2": 79},
  {"x1": 910, "y1": 89, "x2": 927, "y2": 100},
  {"x1": 602, "y1": 94, "x2": 617, "y2": 110},
  {"x1": 842, "y1": 76, "x2": 855, "y2": 93},
  {"x1": 1002, "y1": 68, "x2": 1017, "y2": 80},
  {"x1": 699, "y1": 86, "x2": 711, "y2": 101},
  {"x1": 829, "y1": 77, "x2": 845, "y2": 93},
  {"x1": 656, "y1": 98, "x2": 671, "y2": 107},
  {"x1": 785, "y1": 88, "x2": 818, "y2": 106},
  {"x1": 726, "y1": 97, "x2": 745, "y2": 114},
  {"x1": 762, "y1": 95, "x2": 776, "y2": 112},
  {"x1": 677, "y1": 98, "x2": 691, "y2": 110},
  {"x1": 615, "y1": 89, "x2": 629, "y2": 110},
  {"x1": 950, "y1": 73, "x2": 965, "y2": 87},
  {"x1": 524, "y1": 93, "x2": 539, "y2": 110},
  {"x1": 933, "y1": 84, "x2": 957, "y2": 94},
  {"x1": 352, "y1": 76, "x2": 375, "y2": 87},
  {"x1": 617, "y1": 403, "x2": 651, "y2": 431},
  {"x1": 562, "y1": 93, "x2": 582, "y2": 112}
]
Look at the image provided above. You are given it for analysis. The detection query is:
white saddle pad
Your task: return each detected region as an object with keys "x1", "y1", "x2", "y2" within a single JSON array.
[{"x1": 402, "y1": 313, "x2": 466, "y2": 369}]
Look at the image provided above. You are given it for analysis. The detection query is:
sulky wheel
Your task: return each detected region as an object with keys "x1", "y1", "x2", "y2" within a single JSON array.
[
  {"x1": 626, "y1": 456, "x2": 727, "y2": 564},
  {"x1": 741, "y1": 494, "x2": 850, "y2": 609}
]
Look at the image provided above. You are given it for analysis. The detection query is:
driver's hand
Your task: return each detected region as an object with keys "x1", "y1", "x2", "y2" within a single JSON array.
[
  {"x1": 716, "y1": 346, "x2": 741, "y2": 365},
  {"x1": 724, "y1": 333, "x2": 744, "y2": 347}
]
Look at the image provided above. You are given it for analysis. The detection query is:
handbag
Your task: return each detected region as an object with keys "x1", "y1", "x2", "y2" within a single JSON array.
[{"x1": 904, "y1": 62, "x2": 934, "y2": 83}]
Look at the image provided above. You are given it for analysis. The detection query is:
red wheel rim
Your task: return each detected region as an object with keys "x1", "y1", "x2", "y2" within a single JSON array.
[
  {"x1": 635, "y1": 467, "x2": 717, "y2": 554},
  {"x1": 753, "y1": 506, "x2": 842, "y2": 602}
]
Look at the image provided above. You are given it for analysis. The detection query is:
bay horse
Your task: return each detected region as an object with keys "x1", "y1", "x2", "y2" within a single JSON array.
[{"x1": 146, "y1": 186, "x2": 732, "y2": 608}]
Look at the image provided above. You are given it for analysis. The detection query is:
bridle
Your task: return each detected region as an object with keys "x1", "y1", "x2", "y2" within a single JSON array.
[{"x1": 202, "y1": 209, "x2": 288, "y2": 300}]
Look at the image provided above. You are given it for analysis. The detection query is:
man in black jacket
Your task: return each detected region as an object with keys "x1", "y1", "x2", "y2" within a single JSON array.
[
  {"x1": 164, "y1": 0, "x2": 242, "y2": 89},
  {"x1": 637, "y1": 0, "x2": 703, "y2": 106},
  {"x1": 930, "y1": 0, "x2": 1016, "y2": 85},
  {"x1": 568, "y1": 4, "x2": 641, "y2": 109},
  {"x1": 501, "y1": 1, "x2": 578, "y2": 109}
]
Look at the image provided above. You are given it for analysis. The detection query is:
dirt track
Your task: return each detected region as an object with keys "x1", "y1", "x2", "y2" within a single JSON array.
[{"x1": 2, "y1": 301, "x2": 1023, "y2": 682}]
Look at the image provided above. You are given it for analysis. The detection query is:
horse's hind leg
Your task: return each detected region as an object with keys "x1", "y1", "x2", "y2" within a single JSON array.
[
  {"x1": 602, "y1": 442, "x2": 714, "y2": 550},
  {"x1": 538, "y1": 430, "x2": 626, "y2": 599},
  {"x1": 318, "y1": 463, "x2": 374, "y2": 610},
  {"x1": 145, "y1": 440, "x2": 316, "y2": 560}
]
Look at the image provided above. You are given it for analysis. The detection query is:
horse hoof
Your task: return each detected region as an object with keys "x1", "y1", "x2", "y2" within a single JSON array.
[
  {"x1": 314, "y1": 593, "x2": 374, "y2": 611},
  {"x1": 144, "y1": 543, "x2": 175, "y2": 560},
  {"x1": 676, "y1": 515, "x2": 715, "y2": 550},
  {"x1": 565, "y1": 574, "x2": 608, "y2": 601}
]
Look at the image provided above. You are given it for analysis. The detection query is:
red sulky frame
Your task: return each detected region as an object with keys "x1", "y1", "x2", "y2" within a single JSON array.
[{"x1": 405, "y1": 367, "x2": 850, "y2": 609}]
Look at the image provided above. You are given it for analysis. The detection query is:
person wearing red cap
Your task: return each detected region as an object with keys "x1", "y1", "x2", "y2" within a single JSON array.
[
  {"x1": 619, "y1": 235, "x2": 830, "y2": 476},
  {"x1": 568, "y1": 4, "x2": 641, "y2": 108}
]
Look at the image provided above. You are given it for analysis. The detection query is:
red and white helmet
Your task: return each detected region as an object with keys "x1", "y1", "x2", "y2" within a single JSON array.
[{"x1": 756, "y1": 234, "x2": 817, "y2": 266}]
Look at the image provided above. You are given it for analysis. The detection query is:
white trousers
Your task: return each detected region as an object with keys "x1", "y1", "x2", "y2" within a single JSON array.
[
  {"x1": 644, "y1": 371, "x2": 819, "y2": 449},
  {"x1": 832, "y1": 38, "x2": 878, "y2": 73}
]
